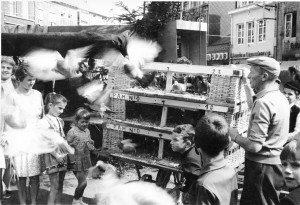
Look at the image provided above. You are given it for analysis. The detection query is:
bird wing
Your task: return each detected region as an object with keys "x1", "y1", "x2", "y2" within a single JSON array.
[
  {"x1": 24, "y1": 48, "x2": 66, "y2": 81},
  {"x1": 62, "y1": 45, "x2": 94, "y2": 78}
]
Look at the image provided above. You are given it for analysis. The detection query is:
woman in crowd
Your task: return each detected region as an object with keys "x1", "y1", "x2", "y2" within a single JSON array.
[{"x1": 5, "y1": 64, "x2": 44, "y2": 205}]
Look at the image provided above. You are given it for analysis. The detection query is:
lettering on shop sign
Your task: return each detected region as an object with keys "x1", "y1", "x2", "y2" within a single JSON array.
[
  {"x1": 112, "y1": 93, "x2": 140, "y2": 101},
  {"x1": 231, "y1": 51, "x2": 271, "y2": 58},
  {"x1": 108, "y1": 124, "x2": 141, "y2": 134}
]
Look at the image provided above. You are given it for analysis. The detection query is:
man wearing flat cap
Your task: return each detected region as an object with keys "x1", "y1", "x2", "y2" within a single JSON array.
[{"x1": 230, "y1": 56, "x2": 290, "y2": 205}]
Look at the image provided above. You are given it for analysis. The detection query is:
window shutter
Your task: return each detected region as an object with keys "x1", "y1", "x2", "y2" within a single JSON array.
[{"x1": 292, "y1": 12, "x2": 297, "y2": 37}]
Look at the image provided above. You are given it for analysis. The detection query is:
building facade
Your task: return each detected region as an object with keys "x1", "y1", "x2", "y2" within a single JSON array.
[
  {"x1": 229, "y1": 1, "x2": 276, "y2": 64},
  {"x1": 182, "y1": 1, "x2": 235, "y2": 65},
  {"x1": 276, "y1": 2, "x2": 300, "y2": 62},
  {"x1": 1, "y1": 1, "x2": 110, "y2": 27}
]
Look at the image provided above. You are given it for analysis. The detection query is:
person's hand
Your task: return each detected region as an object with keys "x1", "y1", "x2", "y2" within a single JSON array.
[
  {"x1": 229, "y1": 127, "x2": 239, "y2": 143},
  {"x1": 241, "y1": 67, "x2": 250, "y2": 85}
]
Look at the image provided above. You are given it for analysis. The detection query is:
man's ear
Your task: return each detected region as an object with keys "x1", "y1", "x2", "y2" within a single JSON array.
[
  {"x1": 262, "y1": 72, "x2": 269, "y2": 81},
  {"x1": 186, "y1": 140, "x2": 192, "y2": 147}
]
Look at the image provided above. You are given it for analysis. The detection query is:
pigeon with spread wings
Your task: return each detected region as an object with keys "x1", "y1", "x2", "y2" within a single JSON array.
[{"x1": 24, "y1": 45, "x2": 93, "y2": 81}]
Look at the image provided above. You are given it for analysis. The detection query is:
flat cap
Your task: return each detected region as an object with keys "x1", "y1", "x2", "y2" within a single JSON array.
[
  {"x1": 285, "y1": 81, "x2": 300, "y2": 93},
  {"x1": 247, "y1": 56, "x2": 280, "y2": 77}
]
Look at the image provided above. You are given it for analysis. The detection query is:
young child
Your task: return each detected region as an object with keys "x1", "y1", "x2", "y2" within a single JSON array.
[
  {"x1": 190, "y1": 114, "x2": 238, "y2": 205},
  {"x1": 67, "y1": 107, "x2": 96, "y2": 205},
  {"x1": 39, "y1": 93, "x2": 68, "y2": 205},
  {"x1": 283, "y1": 81, "x2": 300, "y2": 143},
  {"x1": 170, "y1": 124, "x2": 202, "y2": 193},
  {"x1": 280, "y1": 140, "x2": 300, "y2": 205}
]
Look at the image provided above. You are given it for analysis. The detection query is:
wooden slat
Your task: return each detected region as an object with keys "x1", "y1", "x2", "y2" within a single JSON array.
[
  {"x1": 110, "y1": 91, "x2": 237, "y2": 113},
  {"x1": 143, "y1": 62, "x2": 243, "y2": 77},
  {"x1": 105, "y1": 122, "x2": 173, "y2": 140}
]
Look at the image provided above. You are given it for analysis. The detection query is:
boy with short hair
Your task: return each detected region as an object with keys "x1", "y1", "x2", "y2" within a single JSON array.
[
  {"x1": 283, "y1": 81, "x2": 300, "y2": 143},
  {"x1": 280, "y1": 140, "x2": 300, "y2": 205},
  {"x1": 170, "y1": 124, "x2": 202, "y2": 193},
  {"x1": 190, "y1": 114, "x2": 238, "y2": 205}
]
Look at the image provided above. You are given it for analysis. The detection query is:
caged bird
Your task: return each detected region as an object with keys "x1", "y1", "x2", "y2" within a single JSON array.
[
  {"x1": 117, "y1": 139, "x2": 138, "y2": 154},
  {"x1": 24, "y1": 45, "x2": 93, "y2": 81}
]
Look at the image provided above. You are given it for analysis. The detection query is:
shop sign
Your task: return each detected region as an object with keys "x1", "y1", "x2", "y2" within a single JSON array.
[
  {"x1": 231, "y1": 51, "x2": 271, "y2": 58},
  {"x1": 207, "y1": 52, "x2": 228, "y2": 61}
]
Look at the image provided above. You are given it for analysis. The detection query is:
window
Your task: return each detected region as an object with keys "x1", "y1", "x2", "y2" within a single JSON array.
[
  {"x1": 28, "y1": 2, "x2": 35, "y2": 20},
  {"x1": 247, "y1": 22, "x2": 254, "y2": 43},
  {"x1": 237, "y1": 24, "x2": 244, "y2": 45},
  {"x1": 258, "y1": 20, "x2": 266, "y2": 42},
  {"x1": 285, "y1": 12, "x2": 297, "y2": 38}
]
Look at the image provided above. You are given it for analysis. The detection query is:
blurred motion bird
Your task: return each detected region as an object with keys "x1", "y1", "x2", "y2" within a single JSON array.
[
  {"x1": 24, "y1": 45, "x2": 93, "y2": 81},
  {"x1": 117, "y1": 139, "x2": 137, "y2": 154},
  {"x1": 123, "y1": 37, "x2": 161, "y2": 80},
  {"x1": 94, "y1": 164, "x2": 176, "y2": 205},
  {"x1": 100, "y1": 37, "x2": 161, "y2": 81},
  {"x1": 77, "y1": 80, "x2": 113, "y2": 117}
]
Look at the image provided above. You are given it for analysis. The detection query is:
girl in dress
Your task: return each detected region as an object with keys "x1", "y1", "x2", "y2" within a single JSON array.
[
  {"x1": 67, "y1": 108, "x2": 96, "y2": 205},
  {"x1": 38, "y1": 93, "x2": 68, "y2": 205},
  {"x1": 6, "y1": 65, "x2": 44, "y2": 205}
]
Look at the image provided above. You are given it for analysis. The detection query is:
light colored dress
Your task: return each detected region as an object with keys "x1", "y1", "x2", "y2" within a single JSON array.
[{"x1": 6, "y1": 89, "x2": 44, "y2": 177}]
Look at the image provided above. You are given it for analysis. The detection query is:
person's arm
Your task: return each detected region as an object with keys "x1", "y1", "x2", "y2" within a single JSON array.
[
  {"x1": 229, "y1": 100, "x2": 271, "y2": 153},
  {"x1": 287, "y1": 112, "x2": 300, "y2": 143},
  {"x1": 241, "y1": 68, "x2": 255, "y2": 108},
  {"x1": 229, "y1": 128, "x2": 262, "y2": 153},
  {"x1": 66, "y1": 130, "x2": 79, "y2": 147}
]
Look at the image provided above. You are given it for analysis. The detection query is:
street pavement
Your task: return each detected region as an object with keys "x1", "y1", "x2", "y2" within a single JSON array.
[{"x1": 2, "y1": 172, "x2": 100, "y2": 205}]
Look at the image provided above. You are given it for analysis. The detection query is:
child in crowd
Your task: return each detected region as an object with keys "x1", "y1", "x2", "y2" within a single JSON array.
[
  {"x1": 190, "y1": 114, "x2": 238, "y2": 205},
  {"x1": 283, "y1": 81, "x2": 300, "y2": 143},
  {"x1": 38, "y1": 93, "x2": 69, "y2": 205},
  {"x1": 280, "y1": 140, "x2": 300, "y2": 205},
  {"x1": 67, "y1": 108, "x2": 96, "y2": 205},
  {"x1": 170, "y1": 124, "x2": 202, "y2": 203}
]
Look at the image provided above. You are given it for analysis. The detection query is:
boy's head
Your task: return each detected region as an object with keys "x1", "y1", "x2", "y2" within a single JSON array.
[
  {"x1": 280, "y1": 140, "x2": 300, "y2": 190},
  {"x1": 283, "y1": 81, "x2": 300, "y2": 105},
  {"x1": 195, "y1": 114, "x2": 229, "y2": 157},
  {"x1": 170, "y1": 124, "x2": 195, "y2": 154}
]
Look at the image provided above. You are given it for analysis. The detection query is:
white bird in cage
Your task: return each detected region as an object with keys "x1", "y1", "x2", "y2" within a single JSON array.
[{"x1": 24, "y1": 45, "x2": 93, "y2": 81}]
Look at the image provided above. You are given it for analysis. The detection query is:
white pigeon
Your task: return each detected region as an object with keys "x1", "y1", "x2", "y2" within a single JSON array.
[
  {"x1": 94, "y1": 165, "x2": 176, "y2": 205},
  {"x1": 124, "y1": 37, "x2": 162, "y2": 79},
  {"x1": 24, "y1": 45, "x2": 93, "y2": 81},
  {"x1": 77, "y1": 80, "x2": 113, "y2": 117}
]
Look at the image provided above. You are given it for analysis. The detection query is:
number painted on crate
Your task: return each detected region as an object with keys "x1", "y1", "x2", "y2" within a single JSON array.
[
  {"x1": 129, "y1": 127, "x2": 141, "y2": 134},
  {"x1": 205, "y1": 104, "x2": 214, "y2": 111},
  {"x1": 128, "y1": 95, "x2": 140, "y2": 102}
]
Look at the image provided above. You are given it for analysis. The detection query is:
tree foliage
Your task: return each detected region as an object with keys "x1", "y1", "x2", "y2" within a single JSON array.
[{"x1": 115, "y1": 1, "x2": 182, "y2": 39}]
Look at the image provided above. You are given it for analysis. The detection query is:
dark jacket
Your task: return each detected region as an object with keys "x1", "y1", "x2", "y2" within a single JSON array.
[{"x1": 280, "y1": 187, "x2": 300, "y2": 205}]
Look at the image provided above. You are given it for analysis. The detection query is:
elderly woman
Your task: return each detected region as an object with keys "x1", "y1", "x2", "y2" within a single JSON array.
[{"x1": 5, "y1": 64, "x2": 44, "y2": 205}]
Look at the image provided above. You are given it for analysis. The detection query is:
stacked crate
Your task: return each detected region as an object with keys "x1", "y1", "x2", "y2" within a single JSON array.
[
  {"x1": 209, "y1": 73, "x2": 246, "y2": 104},
  {"x1": 102, "y1": 65, "x2": 131, "y2": 151}
]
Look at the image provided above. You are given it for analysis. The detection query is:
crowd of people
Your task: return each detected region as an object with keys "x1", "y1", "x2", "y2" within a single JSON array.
[{"x1": 1, "y1": 54, "x2": 300, "y2": 205}]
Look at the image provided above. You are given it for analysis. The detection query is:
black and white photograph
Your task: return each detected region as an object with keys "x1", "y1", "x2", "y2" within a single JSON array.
[{"x1": 1, "y1": 1, "x2": 300, "y2": 204}]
